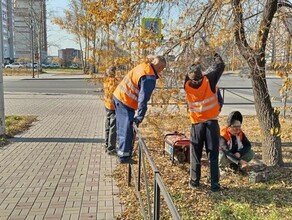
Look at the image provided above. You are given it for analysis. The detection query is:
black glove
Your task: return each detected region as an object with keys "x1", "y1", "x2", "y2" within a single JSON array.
[
  {"x1": 133, "y1": 117, "x2": 142, "y2": 127},
  {"x1": 214, "y1": 53, "x2": 223, "y2": 63}
]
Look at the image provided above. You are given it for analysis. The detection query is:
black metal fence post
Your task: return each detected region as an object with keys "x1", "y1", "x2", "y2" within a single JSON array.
[
  {"x1": 138, "y1": 143, "x2": 142, "y2": 191},
  {"x1": 154, "y1": 172, "x2": 161, "y2": 220}
]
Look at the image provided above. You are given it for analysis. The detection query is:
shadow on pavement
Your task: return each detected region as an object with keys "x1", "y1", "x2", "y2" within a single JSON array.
[{"x1": 10, "y1": 137, "x2": 104, "y2": 143}]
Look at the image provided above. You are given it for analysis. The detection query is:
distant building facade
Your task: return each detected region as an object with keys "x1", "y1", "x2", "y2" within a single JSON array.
[
  {"x1": 0, "y1": 0, "x2": 15, "y2": 64},
  {"x1": 13, "y1": 0, "x2": 47, "y2": 61},
  {"x1": 58, "y1": 48, "x2": 82, "y2": 67}
]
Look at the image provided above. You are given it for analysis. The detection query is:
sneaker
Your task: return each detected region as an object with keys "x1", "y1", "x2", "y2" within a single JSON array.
[{"x1": 119, "y1": 157, "x2": 137, "y2": 164}]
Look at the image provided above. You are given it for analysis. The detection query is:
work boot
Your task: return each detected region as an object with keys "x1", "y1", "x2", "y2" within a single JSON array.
[
  {"x1": 230, "y1": 163, "x2": 246, "y2": 175},
  {"x1": 107, "y1": 149, "x2": 117, "y2": 156},
  {"x1": 119, "y1": 157, "x2": 137, "y2": 164},
  {"x1": 189, "y1": 180, "x2": 200, "y2": 189},
  {"x1": 230, "y1": 163, "x2": 239, "y2": 172},
  {"x1": 211, "y1": 183, "x2": 221, "y2": 192},
  {"x1": 103, "y1": 144, "x2": 108, "y2": 152}
]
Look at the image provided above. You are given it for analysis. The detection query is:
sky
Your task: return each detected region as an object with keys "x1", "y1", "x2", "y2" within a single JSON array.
[
  {"x1": 46, "y1": 1, "x2": 180, "y2": 56},
  {"x1": 46, "y1": 0, "x2": 79, "y2": 56}
]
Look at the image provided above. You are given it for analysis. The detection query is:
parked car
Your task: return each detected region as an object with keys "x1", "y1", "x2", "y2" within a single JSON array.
[
  {"x1": 5, "y1": 62, "x2": 25, "y2": 68},
  {"x1": 47, "y1": 63, "x2": 60, "y2": 68},
  {"x1": 26, "y1": 63, "x2": 38, "y2": 68},
  {"x1": 69, "y1": 64, "x2": 80, "y2": 68}
]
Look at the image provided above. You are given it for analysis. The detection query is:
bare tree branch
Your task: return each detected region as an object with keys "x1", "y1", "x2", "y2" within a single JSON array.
[
  {"x1": 163, "y1": 2, "x2": 215, "y2": 56},
  {"x1": 232, "y1": 0, "x2": 253, "y2": 59},
  {"x1": 257, "y1": 0, "x2": 278, "y2": 52}
]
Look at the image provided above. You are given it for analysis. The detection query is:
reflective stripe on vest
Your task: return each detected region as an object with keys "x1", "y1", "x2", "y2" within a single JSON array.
[
  {"x1": 113, "y1": 63, "x2": 155, "y2": 110},
  {"x1": 185, "y1": 77, "x2": 220, "y2": 123},
  {"x1": 116, "y1": 77, "x2": 139, "y2": 102},
  {"x1": 188, "y1": 98, "x2": 219, "y2": 112}
]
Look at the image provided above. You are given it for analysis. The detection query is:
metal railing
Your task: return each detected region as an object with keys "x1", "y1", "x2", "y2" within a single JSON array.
[
  {"x1": 126, "y1": 124, "x2": 181, "y2": 220},
  {"x1": 220, "y1": 87, "x2": 254, "y2": 105},
  {"x1": 126, "y1": 87, "x2": 254, "y2": 219},
  {"x1": 149, "y1": 86, "x2": 254, "y2": 105}
]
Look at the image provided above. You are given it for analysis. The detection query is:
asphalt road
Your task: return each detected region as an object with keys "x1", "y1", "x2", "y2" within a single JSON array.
[
  {"x1": 218, "y1": 74, "x2": 285, "y2": 104},
  {"x1": 3, "y1": 78, "x2": 102, "y2": 95},
  {"x1": 3, "y1": 74, "x2": 287, "y2": 104}
]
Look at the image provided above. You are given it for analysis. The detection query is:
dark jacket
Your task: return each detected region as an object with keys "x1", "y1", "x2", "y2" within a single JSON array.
[
  {"x1": 220, "y1": 111, "x2": 251, "y2": 164},
  {"x1": 184, "y1": 54, "x2": 225, "y2": 92},
  {"x1": 220, "y1": 130, "x2": 252, "y2": 164}
]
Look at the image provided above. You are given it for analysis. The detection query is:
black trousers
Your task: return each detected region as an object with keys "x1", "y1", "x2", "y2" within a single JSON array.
[{"x1": 190, "y1": 120, "x2": 220, "y2": 188}]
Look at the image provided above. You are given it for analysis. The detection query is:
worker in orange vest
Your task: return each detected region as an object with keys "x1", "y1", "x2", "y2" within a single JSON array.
[
  {"x1": 113, "y1": 56, "x2": 166, "y2": 164},
  {"x1": 103, "y1": 66, "x2": 119, "y2": 155},
  {"x1": 220, "y1": 111, "x2": 255, "y2": 173},
  {"x1": 184, "y1": 53, "x2": 225, "y2": 192}
]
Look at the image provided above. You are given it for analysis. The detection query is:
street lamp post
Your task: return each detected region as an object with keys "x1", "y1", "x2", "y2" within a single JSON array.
[
  {"x1": 30, "y1": 0, "x2": 35, "y2": 78},
  {"x1": 0, "y1": 1, "x2": 5, "y2": 135},
  {"x1": 31, "y1": 22, "x2": 35, "y2": 78},
  {"x1": 0, "y1": 68, "x2": 4, "y2": 136}
]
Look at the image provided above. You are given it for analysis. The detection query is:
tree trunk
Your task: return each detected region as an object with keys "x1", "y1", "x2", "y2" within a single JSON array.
[
  {"x1": 232, "y1": 0, "x2": 283, "y2": 166},
  {"x1": 249, "y1": 59, "x2": 283, "y2": 166}
]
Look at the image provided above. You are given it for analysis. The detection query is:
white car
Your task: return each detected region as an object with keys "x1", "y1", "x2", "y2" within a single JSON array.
[
  {"x1": 48, "y1": 63, "x2": 60, "y2": 68},
  {"x1": 26, "y1": 63, "x2": 38, "y2": 68},
  {"x1": 69, "y1": 64, "x2": 80, "y2": 68},
  {"x1": 5, "y1": 62, "x2": 24, "y2": 68}
]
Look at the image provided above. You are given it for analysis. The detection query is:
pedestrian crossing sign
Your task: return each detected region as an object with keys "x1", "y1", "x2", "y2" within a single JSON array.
[{"x1": 142, "y1": 18, "x2": 162, "y2": 38}]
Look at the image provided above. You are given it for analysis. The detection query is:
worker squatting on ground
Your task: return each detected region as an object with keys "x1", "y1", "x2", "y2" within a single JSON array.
[
  {"x1": 219, "y1": 111, "x2": 255, "y2": 173},
  {"x1": 103, "y1": 66, "x2": 119, "y2": 154},
  {"x1": 184, "y1": 53, "x2": 225, "y2": 192},
  {"x1": 113, "y1": 56, "x2": 167, "y2": 164}
]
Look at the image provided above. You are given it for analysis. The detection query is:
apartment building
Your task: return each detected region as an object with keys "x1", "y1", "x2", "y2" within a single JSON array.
[
  {"x1": 0, "y1": 0, "x2": 15, "y2": 64},
  {"x1": 13, "y1": 0, "x2": 47, "y2": 61}
]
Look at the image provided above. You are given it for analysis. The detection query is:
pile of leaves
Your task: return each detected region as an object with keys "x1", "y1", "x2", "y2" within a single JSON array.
[{"x1": 114, "y1": 112, "x2": 292, "y2": 220}]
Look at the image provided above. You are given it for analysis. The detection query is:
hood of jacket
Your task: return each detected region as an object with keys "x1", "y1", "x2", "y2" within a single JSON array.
[{"x1": 227, "y1": 111, "x2": 243, "y2": 127}]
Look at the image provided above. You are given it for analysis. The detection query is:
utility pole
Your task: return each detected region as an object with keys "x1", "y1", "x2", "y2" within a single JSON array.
[
  {"x1": 30, "y1": 0, "x2": 35, "y2": 78},
  {"x1": 0, "y1": 1, "x2": 5, "y2": 135},
  {"x1": 0, "y1": 69, "x2": 4, "y2": 136},
  {"x1": 37, "y1": 0, "x2": 44, "y2": 77},
  {"x1": 31, "y1": 23, "x2": 35, "y2": 78}
]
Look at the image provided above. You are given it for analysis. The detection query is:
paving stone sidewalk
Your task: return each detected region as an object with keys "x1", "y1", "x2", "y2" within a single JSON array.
[{"x1": 1, "y1": 92, "x2": 123, "y2": 220}]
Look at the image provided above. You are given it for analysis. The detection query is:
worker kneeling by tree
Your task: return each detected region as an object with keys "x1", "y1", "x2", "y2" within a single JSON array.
[{"x1": 219, "y1": 111, "x2": 255, "y2": 173}]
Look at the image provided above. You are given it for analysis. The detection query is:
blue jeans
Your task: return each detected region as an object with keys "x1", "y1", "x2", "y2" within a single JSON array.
[{"x1": 113, "y1": 97, "x2": 135, "y2": 159}]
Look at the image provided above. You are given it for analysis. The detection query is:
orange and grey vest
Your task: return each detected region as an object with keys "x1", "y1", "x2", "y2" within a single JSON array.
[
  {"x1": 220, "y1": 127, "x2": 243, "y2": 150},
  {"x1": 113, "y1": 62, "x2": 155, "y2": 110},
  {"x1": 103, "y1": 77, "x2": 118, "y2": 110},
  {"x1": 185, "y1": 76, "x2": 220, "y2": 123}
]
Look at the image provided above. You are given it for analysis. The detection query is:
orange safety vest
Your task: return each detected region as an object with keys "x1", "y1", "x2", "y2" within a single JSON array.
[
  {"x1": 220, "y1": 127, "x2": 243, "y2": 149},
  {"x1": 113, "y1": 62, "x2": 156, "y2": 110},
  {"x1": 185, "y1": 77, "x2": 220, "y2": 123},
  {"x1": 103, "y1": 77, "x2": 119, "y2": 110}
]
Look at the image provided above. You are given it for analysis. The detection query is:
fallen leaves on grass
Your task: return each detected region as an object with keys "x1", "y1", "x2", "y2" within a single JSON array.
[
  {"x1": 4, "y1": 115, "x2": 37, "y2": 137},
  {"x1": 114, "y1": 114, "x2": 292, "y2": 220}
]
